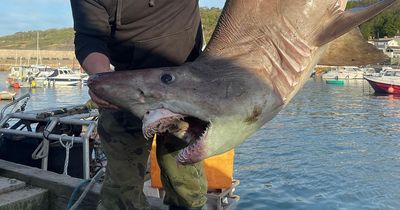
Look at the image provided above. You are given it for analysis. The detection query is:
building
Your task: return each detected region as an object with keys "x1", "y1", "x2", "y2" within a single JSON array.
[
  {"x1": 369, "y1": 34, "x2": 400, "y2": 65},
  {"x1": 385, "y1": 46, "x2": 400, "y2": 64}
]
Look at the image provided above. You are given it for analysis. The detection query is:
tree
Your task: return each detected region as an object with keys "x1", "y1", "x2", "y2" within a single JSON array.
[{"x1": 347, "y1": 0, "x2": 400, "y2": 39}]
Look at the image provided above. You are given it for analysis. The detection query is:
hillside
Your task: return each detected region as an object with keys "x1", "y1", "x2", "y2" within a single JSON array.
[
  {"x1": 0, "y1": 8, "x2": 222, "y2": 51},
  {"x1": 200, "y1": 7, "x2": 221, "y2": 44},
  {"x1": 0, "y1": 28, "x2": 75, "y2": 51}
]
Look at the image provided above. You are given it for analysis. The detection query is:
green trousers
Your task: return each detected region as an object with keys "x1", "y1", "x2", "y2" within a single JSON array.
[{"x1": 97, "y1": 109, "x2": 207, "y2": 210}]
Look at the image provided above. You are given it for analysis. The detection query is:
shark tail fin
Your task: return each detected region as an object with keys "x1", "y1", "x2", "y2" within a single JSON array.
[{"x1": 315, "y1": 0, "x2": 396, "y2": 47}]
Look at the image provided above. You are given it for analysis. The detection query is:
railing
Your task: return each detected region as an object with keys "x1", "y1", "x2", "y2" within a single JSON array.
[{"x1": 0, "y1": 103, "x2": 98, "y2": 179}]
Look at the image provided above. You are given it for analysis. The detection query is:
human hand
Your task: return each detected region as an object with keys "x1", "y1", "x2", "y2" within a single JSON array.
[
  {"x1": 88, "y1": 89, "x2": 119, "y2": 109},
  {"x1": 82, "y1": 52, "x2": 119, "y2": 109}
]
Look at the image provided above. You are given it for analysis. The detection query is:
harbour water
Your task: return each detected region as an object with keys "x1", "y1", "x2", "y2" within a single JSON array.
[
  {"x1": 0, "y1": 72, "x2": 399, "y2": 210},
  {"x1": 234, "y1": 80, "x2": 400, "y2": 210},
  {"x1": 0, "y1": 72, "x2": 90, "y2": 110}
]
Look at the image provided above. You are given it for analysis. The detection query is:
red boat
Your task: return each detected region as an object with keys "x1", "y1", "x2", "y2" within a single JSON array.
[{"x1": 364, "y1": 69, "x2": 400, "y2": 94}]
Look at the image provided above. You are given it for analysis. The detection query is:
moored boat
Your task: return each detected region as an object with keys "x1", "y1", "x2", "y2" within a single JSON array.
[
  {"x1": 326, "y1": 79, "x2": 345, "y2": 85},
  {"x1": 6, "y1": 65, "x2": 54, "y2": 88},
  {"x1": 47, "y1": 67, "x2": 85, "y2": 86},
  {"x1": 322, "y1": 66, "x2": 365, "y2": 80},
  {"x1": 0, "y1": 91, "x2": 16, "y2": 100},
  {"x1": 364, "y1": 69, "x2": 400, "y2": 94}
]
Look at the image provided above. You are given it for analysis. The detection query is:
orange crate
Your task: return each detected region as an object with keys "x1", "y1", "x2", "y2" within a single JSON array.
[{"x1": 150, "y1": 141, "x2": 234, "y2": 189}]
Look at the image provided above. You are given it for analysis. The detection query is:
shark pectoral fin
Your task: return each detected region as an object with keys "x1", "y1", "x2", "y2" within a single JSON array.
[
  {"x1": 315, "y1": 0, "x2": 396, "y2": 47},
  {"x1": 318, "y1": 28, "x2": 388, "y2": 66}
]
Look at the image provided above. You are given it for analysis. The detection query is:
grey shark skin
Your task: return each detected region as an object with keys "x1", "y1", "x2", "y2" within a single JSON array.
[{"x1": 89, "y1": 0, "x2": 396, "y2": 164}]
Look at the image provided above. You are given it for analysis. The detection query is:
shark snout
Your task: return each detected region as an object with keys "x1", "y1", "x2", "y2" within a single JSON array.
[{"x1": 87, "y1": 73, "x2": 105, "y2": 87}]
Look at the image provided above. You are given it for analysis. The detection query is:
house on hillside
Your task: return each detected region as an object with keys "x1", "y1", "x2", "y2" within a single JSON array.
[
  {"x1": 386, "y1": 46, "x2": 400, "y2": 64},
  {"x1": 368, "y1": 35, "x2": 400, "y2": 64}
]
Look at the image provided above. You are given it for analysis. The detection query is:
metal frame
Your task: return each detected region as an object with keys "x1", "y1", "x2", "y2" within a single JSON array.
[
  {"x1": 206, "y1": 180, "x2": 241, "y2": 210},
  {"x1": 144, "y1": 179, "x2": 241, "y2": 210},
  {"x1": 0, "y1": 107, "x2": 98, "y2": 179}
]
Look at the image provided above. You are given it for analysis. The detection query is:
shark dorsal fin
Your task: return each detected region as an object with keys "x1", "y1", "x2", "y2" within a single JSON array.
[
  {"x1": 318, "y1": 28, "x2": 388, "y2": 66},
  {"x1": 315, "y1": 0, "x2": 396, "y2": 46}
]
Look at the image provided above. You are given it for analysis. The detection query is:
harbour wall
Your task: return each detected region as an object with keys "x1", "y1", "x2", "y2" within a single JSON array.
[{"x1": 0, "y1": 49, "x2": 79, "y2": 71}]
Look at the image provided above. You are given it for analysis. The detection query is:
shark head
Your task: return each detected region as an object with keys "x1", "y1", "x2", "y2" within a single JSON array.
[
  {"x1": 89, "y1": 61, "x2": 278, "y2": 164},
  {"x1": 89, "y1": 0, "x2": 395, "y2": 164}
]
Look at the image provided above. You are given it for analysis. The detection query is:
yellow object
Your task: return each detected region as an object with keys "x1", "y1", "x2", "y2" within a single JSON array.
[
  {"x1": 150, "y1": 134, "x2": 235, "y2": 189},
  {"x1": 31, "y1": 80, "x2": 36, "y2": 88},
  {"x1": 85, "y1": 99, "x2": 99, "y2": 109}
]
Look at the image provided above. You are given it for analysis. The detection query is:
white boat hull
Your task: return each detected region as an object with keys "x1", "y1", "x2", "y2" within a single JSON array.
[{"x1": 47, "y1": 79, "x2": 81, "y2": 86}]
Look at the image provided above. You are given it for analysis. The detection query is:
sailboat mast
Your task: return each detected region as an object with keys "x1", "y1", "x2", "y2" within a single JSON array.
[{"x1": 36, "y1": 31, "x2": 40, "y2": 65}]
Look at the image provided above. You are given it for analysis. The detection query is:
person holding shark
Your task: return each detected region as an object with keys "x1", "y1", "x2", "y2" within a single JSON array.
[
  {"x1": 71, "y1": 0, "x2": 395, "y2": 209},
  {"x1": 70, "y1": 0, "x2": 206, "y2": 210}
]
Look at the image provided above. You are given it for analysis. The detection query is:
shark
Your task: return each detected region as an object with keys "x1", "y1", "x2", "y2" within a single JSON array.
[{"x1": 88, "y1": 0, "x2": 395, "y2": 164}]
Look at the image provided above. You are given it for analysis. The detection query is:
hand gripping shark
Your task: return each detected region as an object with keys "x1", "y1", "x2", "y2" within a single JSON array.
[{"x1": 88, "y1": 0, "x2": 396, "y2": 164}]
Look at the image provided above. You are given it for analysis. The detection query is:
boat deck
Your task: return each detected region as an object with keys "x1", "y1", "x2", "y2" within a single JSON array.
[
  {"x1": 0, "y1": 160, "x2": 239, "y2": 210},
  {"x1": 0, "y1": 97, "x2": 239, "y2": 210}
]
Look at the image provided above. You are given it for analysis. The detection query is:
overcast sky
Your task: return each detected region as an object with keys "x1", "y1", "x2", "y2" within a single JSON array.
[{"x1": 0, "y1": 0, "x2": 226, "y2": 36}]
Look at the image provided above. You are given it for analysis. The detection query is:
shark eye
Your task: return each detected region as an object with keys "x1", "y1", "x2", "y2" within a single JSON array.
[{"x1": 161, "y1": 73, "x2": 175, "y2": 84}]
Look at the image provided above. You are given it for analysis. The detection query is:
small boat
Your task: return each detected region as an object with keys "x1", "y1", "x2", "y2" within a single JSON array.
[
  {"x1": 326, "y1": 79, "x2": 345, "y2": 85},
  {"x1": 6, "y1": 65, "x2": 54, "y2": 88},
  {"x1": 0, "y1": 91, "x2": 16, "y2": 100},
  {"x1": 47, "y1": 67, "x2": 85, "y2": 86},
  {"x1": 322, "y1": 66, "x2": 365, "y2": 80},
  {"x1": 364, "y1": 69, "x2": 400, "y2": 94},
  {"x1": 360, "y1": 67, "x2": 376, "y2": 76}
]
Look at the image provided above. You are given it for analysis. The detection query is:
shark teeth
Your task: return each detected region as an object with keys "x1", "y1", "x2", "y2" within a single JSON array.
[
  {"x1": 142, "y1": 108, "x2": 211, "y2": 164},
  {"x1": 143, "y1": 115, "x2": 185, "y2": 139},
  {"x1": 176, "y1": 123, "x2": 211, "y2": 164},
  {"x1": 142, "y1": 109, "x2": 185, "y2": 140}
]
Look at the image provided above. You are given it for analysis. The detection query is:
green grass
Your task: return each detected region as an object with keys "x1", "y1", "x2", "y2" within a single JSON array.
[
  {"x1": 0, "y1": 28, "x2": 75, "y2": 50},
  {"x1": 200, "y1": 7, "x2": 222, "y2": 44}
]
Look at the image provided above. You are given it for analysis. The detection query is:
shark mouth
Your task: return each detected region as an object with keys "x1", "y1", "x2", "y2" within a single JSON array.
[{"x1": 142, "y1": 108, "x2": 210, "y2": 164}]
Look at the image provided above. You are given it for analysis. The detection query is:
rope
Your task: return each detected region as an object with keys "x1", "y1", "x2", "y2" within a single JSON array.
[
  {"x1": 31, "y1": 140, "x2": 49, "y2": 159},
  {"x1": 42, "y1": 120, "x2": 52, "y2": 139},
  {"x1": 65, "y1": 179, "x2": 90, "y2": 210},
  {"x1": 59, "y1": 134, "x2": 75, "y2": 176},
  {"x1": 32, "y1": 119, "x2": 52, "y2": 160},
  {"x1": 66, "y1": 168, "x2": 105, "y2": 210}
]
